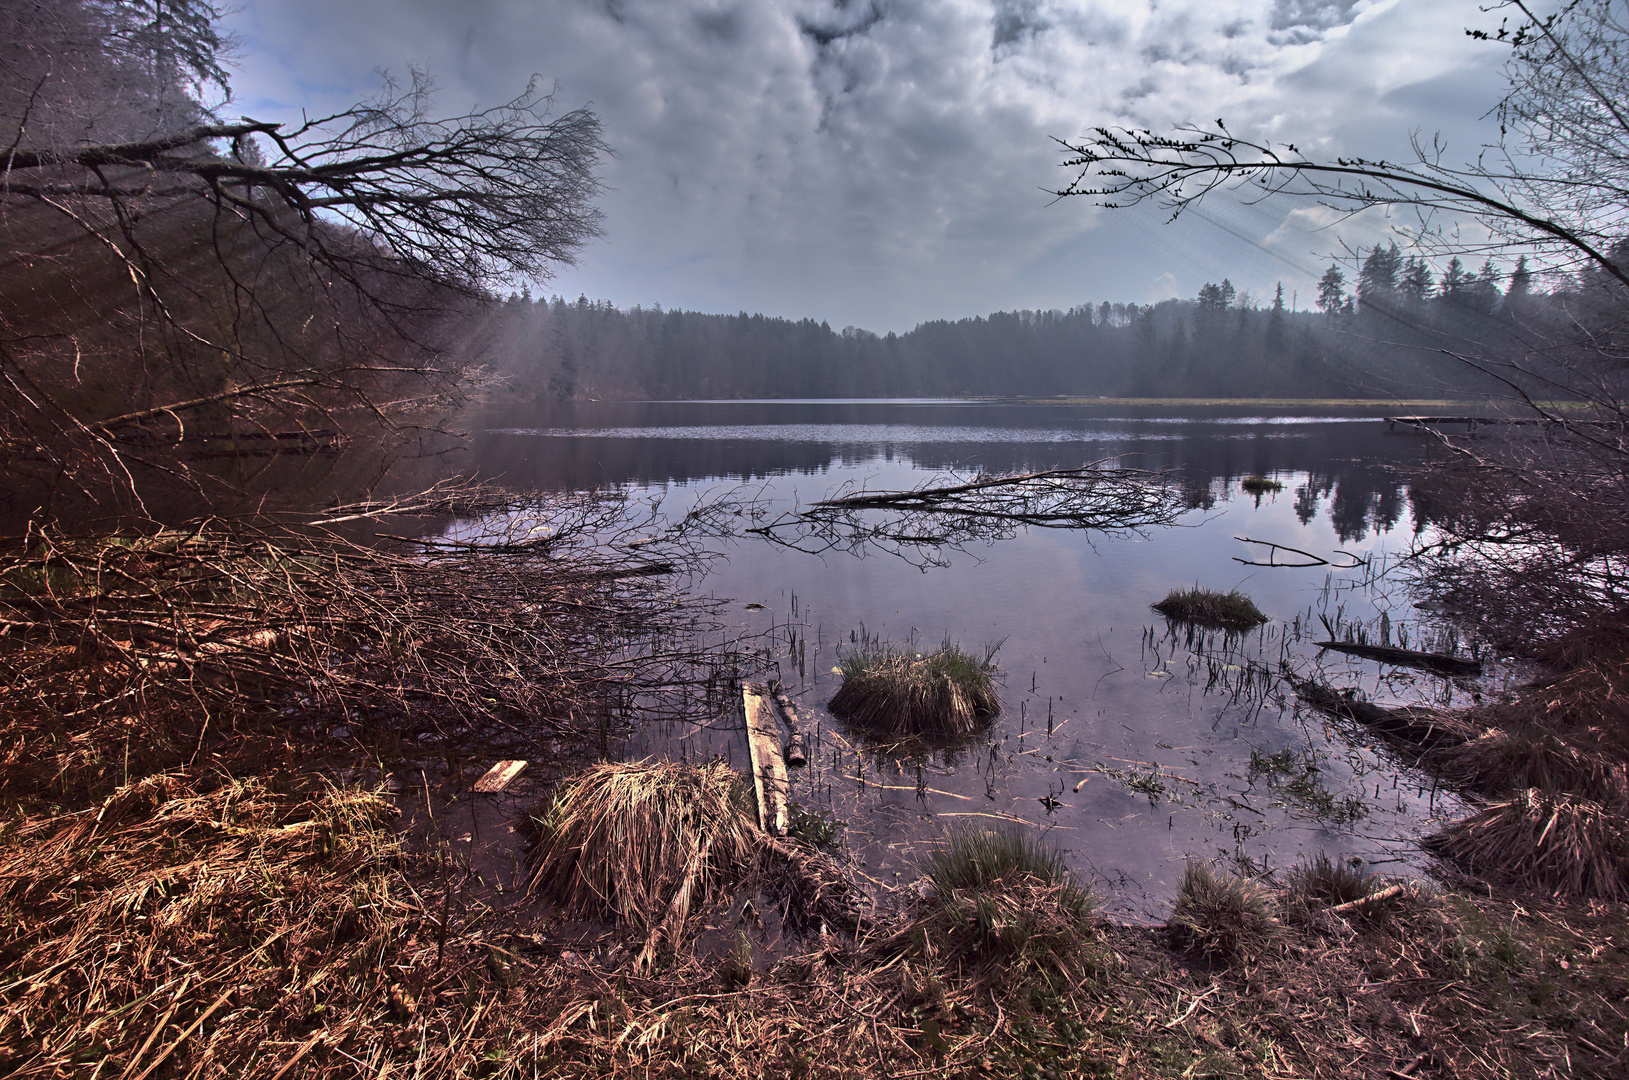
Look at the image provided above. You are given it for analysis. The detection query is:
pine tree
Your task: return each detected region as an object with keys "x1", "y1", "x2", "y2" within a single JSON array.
[
  {"x1": 1317, "y1": 263, "x2": 1346, "y2": 317},
  {"x1": 1265, "y1": 282, "x2": 1286, "y2": 355}
]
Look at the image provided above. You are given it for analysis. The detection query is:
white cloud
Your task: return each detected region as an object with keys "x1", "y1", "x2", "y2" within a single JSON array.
[
  {"x1": 1143, "y1": 272, "x2": 1181, "y2": 302},
  {"x1": 225, "y1": 0, "x2": 1515, "y2": 330}
]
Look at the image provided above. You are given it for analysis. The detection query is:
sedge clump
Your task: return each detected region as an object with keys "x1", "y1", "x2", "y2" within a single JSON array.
[
  {"x1": 827, "y1": 639, "x2": 1000, "y2": 740},
  {"x1": 1152, "y1": 586, "x2": 1269, "y2": 632}
]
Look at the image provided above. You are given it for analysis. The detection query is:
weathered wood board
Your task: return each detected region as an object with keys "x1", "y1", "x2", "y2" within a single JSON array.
[
  {"x1": 742, "y1": 682, "x2": 789, "y2": 835},
  {"x1": 472, "y1": 760, "x2": 528, "y2": 793}
]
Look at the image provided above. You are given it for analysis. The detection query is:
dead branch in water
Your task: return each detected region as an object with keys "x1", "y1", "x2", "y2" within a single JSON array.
[
  {"x1": 1312, "y1": 639, "x2": 1482, "y2": 677},
  {"x1": 1233, "y1": 536, "x2": 1368, "y2": 569},
  {"x1": 748, "y1": 463, "x2": 1181, "y2": 568}
]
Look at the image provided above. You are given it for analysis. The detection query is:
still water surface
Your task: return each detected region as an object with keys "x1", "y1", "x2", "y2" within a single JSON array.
[{"x1": 469, "y1": 400, "x2": 1494, "y2": 918}]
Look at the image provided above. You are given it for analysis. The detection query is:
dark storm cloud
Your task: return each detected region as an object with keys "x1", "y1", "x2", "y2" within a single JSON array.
[{"x1": 226, "y1": 1, "x2": 1513, "y2": 330}]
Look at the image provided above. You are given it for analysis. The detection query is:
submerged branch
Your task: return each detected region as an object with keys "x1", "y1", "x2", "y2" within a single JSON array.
[{"x1": 751, "y1": 463, "x2": 1181, "y2": 569}]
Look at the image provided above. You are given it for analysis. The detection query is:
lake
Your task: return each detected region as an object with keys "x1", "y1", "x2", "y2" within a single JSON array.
[{"x1": 462, "y1": 400, "x2": 1498, "y2": 919}]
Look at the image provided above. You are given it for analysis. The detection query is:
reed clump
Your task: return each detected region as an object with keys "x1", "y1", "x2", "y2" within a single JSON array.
[
  {"x1": 1240, "y1": 475, "x2": 1284, "y2": 494},
  {"x1": 827, "y1": 639, "x2": 1000, "y2": 740},
  {"x1": 1168, "y1": 861, "x2": 1278, "y2": 960},
  {"x1": 1152, "y1": 586, "x2": 1269, "y2": 632},
  {"x1": 528, "y1": 761, "x2": 862, "y2": 966},
  {"x1": 1424, "y1": 788, "x2": 1629, "y2": 902},
  {"x1": 885, "y1": 828, "x2": 1097, "y2": 991}
]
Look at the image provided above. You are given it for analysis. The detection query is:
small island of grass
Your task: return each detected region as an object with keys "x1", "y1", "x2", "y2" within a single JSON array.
[
  {"x1": 828, "y1": 639, "x2": 1000, "y2": 739},
  {"x1": 1241, "y1": 474, "x2": 1284, "y2": 494},
  {"x1": 1152, "y1": 586, "x2": 1270, "y2": 631}
]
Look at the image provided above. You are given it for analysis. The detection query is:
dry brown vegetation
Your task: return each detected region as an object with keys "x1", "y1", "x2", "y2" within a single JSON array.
[{"x1": 6, "y1": 767, "x2": 1627, "y2": 1080}]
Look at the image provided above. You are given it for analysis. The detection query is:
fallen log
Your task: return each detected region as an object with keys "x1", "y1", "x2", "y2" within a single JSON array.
[
  {"x1": 769, "y1": 682, "x2": 808, "y2": 767},
  {"x1": 1314, "y1": 640, "x2": 1481, "y2": 677},
  {"x1": 1291, "y1": 675, "x2": 1472, "y2": 751}
]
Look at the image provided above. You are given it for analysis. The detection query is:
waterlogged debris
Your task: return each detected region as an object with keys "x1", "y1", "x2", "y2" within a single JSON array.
[
  {"x1": 1313, "y1": 639, "x2": 1482, "y2": 677},
  {"x1": 472, "y1": 760, "x2": 527, "y2": 793}
]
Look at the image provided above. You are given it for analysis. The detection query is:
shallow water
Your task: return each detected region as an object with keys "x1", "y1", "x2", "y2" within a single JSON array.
[{"x1": 459, "y1": 400, "x2": 1506, "y2": 919}]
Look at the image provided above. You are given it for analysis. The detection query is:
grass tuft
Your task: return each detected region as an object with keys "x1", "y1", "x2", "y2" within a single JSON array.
[
  {"x1": 528, "y1": 759, "x2": 760, "y2": 929},
  {"x1": 1240, "y1": 475, "x2": 1284, "y2": 494},
  {"x1": 1287, "y1": 853, "x2": 1375, "y2": 908},
  {"x1": 1168, "y1": 861, "x2": 1277, "y2": 960},
  {"x1": 1424, "y1": 788, "x2": 1629, "y2": 901},
  {"x1": 827, "y1": 638, "x2": 1000, "y2": 740},
  {"x1": 889, "y1": 828, "x2": 1096, "y2": 989},
  {"x1": 1152, "y1": 587, "x2": 1269, "y2": 632}
]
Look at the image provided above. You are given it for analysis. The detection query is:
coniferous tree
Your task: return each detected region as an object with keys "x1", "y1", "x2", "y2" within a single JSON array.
[{"x1": 1317, "y1": 264, "x2": 1346, "y2": 316}]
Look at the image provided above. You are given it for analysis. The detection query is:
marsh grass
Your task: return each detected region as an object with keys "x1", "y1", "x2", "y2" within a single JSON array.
[
  {"x1": 1438, "y1": 725, "x2": 1629, "y2": 806},
  {"x1": 528, "y1": 760, "x2": 761, "y2": 961},
  {"x1": 1152, "y1": 587, "x2": 1269, "y2": 632},
  {"x1": 1288, "y1": 853, "x2": 1375, "y2": 908},
  {"x1": 888, "y1": 828, "x2": 1096, "y2": 990},
  {"x1": 1168, "y1": 861, "x2": 1277, "y2": 960},
  {"x1": 827, "y1": 639, "x2": 1000, "y2": 740},
  {"x1": 1240, "y1": 475, "x2": 1284, "y2": 494},
  {"x1": 1425, "y1": 788, "x2": 1629, "y2": 901},
  {"x1": 527, "y1": 761, "x2": 859, "y2": 966}
]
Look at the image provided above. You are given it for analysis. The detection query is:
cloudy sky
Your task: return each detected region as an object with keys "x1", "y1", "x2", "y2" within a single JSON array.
[{"x1": 224, "y1": 0, "x2": 1520, "y2": 332}]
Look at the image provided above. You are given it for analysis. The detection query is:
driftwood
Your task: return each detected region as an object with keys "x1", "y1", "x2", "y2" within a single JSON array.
[
  {"x1": 472, "y1": 760, "x2": 527, "y2": 793},
  {"x1": 1330, "y1": 883, "x2": 1409, "y2": 913},
  {"x1": 1291, "y1": 676, "x2": 1471, "y2": 751},
  {"x1": 742, "y1": 682, "x2": 789, "y2": 835},
  {"x1": 1313, "y1": 640, "x2": 1481, "y2": 677}
]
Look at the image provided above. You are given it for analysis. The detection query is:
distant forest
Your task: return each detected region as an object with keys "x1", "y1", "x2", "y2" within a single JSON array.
[{"x1": 478, "y1": 247, "x2": 1588, "y2": 402}]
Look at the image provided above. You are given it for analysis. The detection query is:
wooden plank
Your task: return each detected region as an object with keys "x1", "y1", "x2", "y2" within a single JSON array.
[
  {"x1": 741, "y1": 682, "x2": 789, "y2": 835},
  {"x1": 472, "y1": 760, "x2": 528, "y2": 793}
]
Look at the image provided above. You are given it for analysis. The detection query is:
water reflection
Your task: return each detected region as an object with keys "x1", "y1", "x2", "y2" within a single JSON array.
[
  {"x1": 459, "y1": 401, "x2": 1478, "y2": 918},
  {"x1": 471, "y1": 400, "x2": 1441, "y2": 543}
]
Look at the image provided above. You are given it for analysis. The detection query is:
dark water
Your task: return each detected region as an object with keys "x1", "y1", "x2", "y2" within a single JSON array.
[{"x1": 463, "y1": 400, "x2": 1500, "y2": 918}]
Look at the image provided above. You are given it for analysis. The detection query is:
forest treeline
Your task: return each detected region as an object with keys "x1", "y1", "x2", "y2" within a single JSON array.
[{"x1": 480, "y1": 245, "x2": 1596, "y2": 403}]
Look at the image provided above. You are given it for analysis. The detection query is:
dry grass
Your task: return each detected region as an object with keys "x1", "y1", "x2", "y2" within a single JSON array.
[
  {"x1": 1438, "y1": 725, "x2": 1629, "y2": 806},
  {"x1": 527, "y1": 760, "x2": 860, "y2": 969},
  {"x1": 527, "y1": 760, "x2": 761, "y2": 967},
  {"x1": 827, "y1": 639, "x2": 1000, "y2": 740},
  {"x1": 1152, "y1": 586, "x2": 1270, "y2": 632},
  {"x1": 0, "y1": 773, "x2": 414, "y2": 1079},
  {"x1": 1426, "y1": 788, "x2": 1629, "y2": 902},
  {"x1": 1167, "y1": 861, "x2": 1278, "y2": 961},
  {"x1": 3, "y1": 763, "x2": 1628, "y2": 1079},
  {"x1": 1240, "y1": 475, "x2": 1284, "y2": 493}
]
